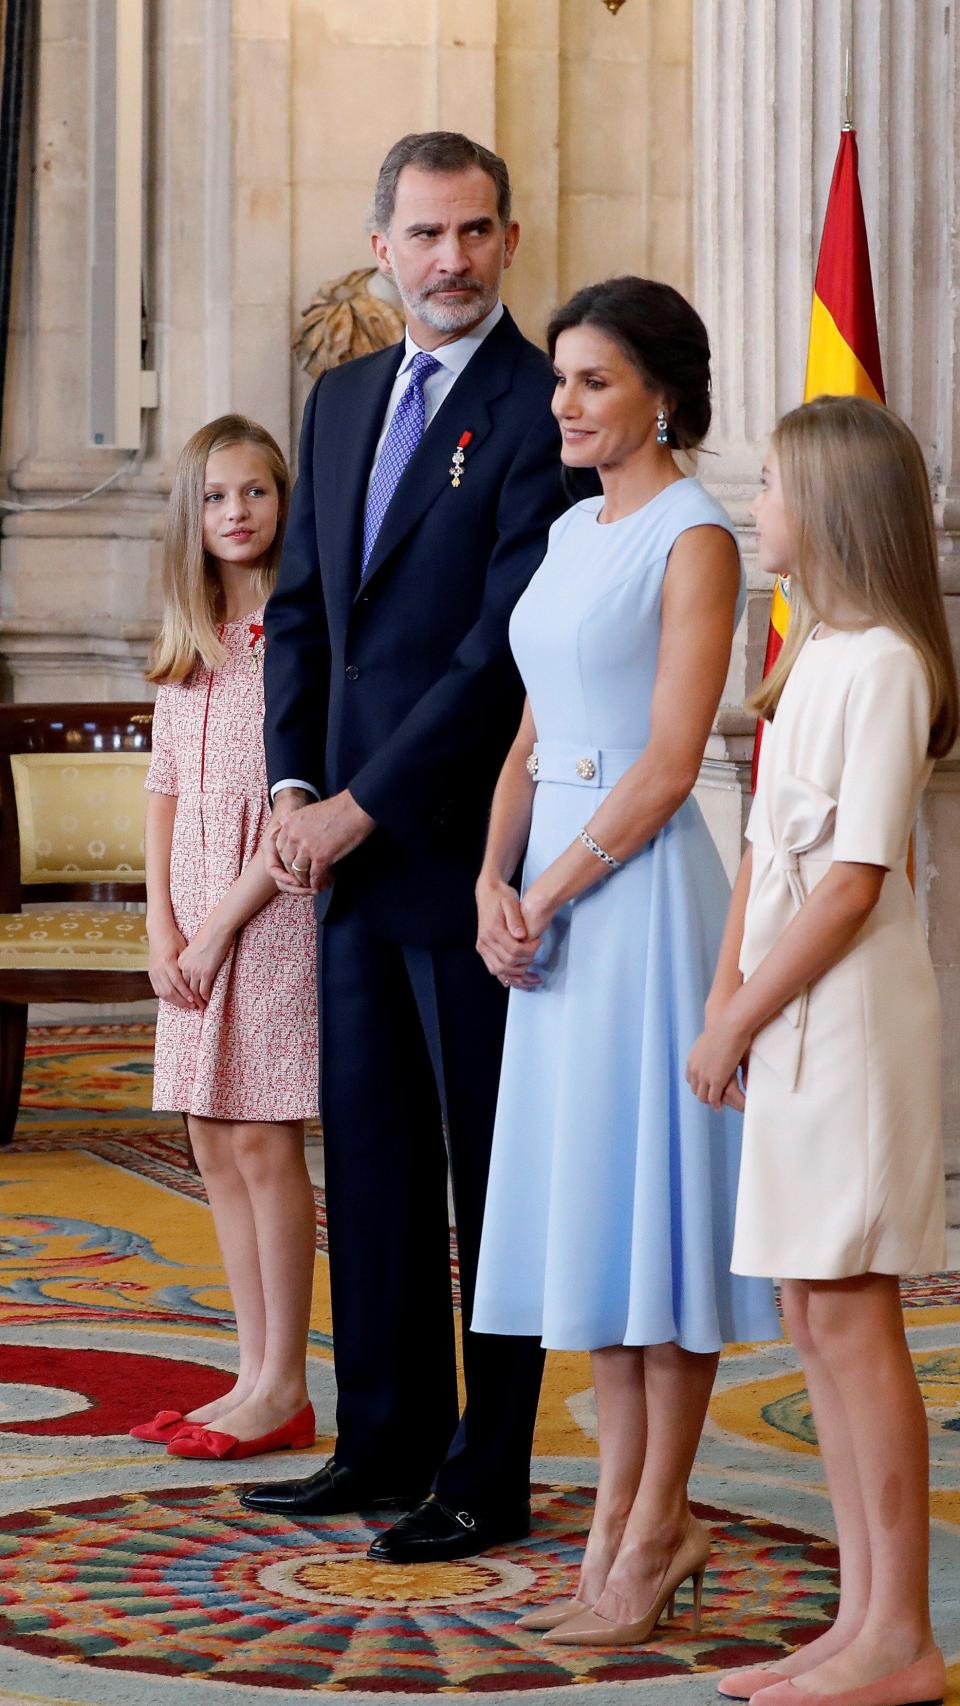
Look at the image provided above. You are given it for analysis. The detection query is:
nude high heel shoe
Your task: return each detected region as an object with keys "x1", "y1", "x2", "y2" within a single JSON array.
[
  {"x1": 516, "y1": 1597, "x2": 593, "y2": 1632},
  {"x1": 542, "y1": 1515, "x2": 710, "y2": 1646}
]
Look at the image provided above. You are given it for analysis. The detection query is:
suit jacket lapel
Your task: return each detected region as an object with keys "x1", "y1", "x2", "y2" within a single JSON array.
[
  {"x1": 322, "y1": 342, "x2": 403, "y2": 625},
  {"x1": 355, "y1": 311, "x2": 524, "y2": 602}
]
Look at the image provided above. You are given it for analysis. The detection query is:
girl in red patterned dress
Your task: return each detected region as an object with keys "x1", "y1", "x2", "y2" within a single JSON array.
[{"x1": 132, "y1": 416, "x2": 318, "y2": 1461}]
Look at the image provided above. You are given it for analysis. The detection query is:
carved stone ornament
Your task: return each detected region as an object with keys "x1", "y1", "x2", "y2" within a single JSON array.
[{"x1": 293, "y1": 268, "x2": 405, "y2": 376}]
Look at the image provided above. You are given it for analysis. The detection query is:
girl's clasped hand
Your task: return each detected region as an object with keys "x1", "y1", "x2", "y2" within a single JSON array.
[
  {"x1": 175, "y1": 914, "x2": 234, "y2": 1006},
  {"x1": 685, "y1": 1018, "x2": 747, "y2": 1111},
  {"x1": 148, "y1": 910, "x2": 235, "y2": 1011},
  {"x1": 146, "y1": 917, "x2": 195, "y2": 1009}
]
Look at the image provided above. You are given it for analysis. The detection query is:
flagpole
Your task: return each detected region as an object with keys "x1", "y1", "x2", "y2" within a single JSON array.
[{"x1": 842, "y1": 45, "x2": 853, "y2": 131}]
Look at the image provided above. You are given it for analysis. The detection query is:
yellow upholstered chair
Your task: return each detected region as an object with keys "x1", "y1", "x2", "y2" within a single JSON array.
[{"x1": 0, "y1": 704, "x2": 155, "y2": 1144}]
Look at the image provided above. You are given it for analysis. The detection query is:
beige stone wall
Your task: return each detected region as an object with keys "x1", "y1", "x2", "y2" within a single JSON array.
[
  {"x1": 0, "y1": 0, "x2": 692, "y2": 698},
  {"x1": 496, "y1": 0, "x2": 692, "y2": 343},
  {"x1": 286, "y1": 0, "x2": 692, "y2": 437}
]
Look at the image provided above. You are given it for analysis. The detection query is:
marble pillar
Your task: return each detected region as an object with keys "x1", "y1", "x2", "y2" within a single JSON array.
[{"x1": 692, "y1": 0, "x2": 960, "y2": 1223}]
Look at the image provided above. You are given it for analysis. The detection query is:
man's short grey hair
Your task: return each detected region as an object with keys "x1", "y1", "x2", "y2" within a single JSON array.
[{"x1": 370, "y1": 132, "x2": 512, "y2": 232}]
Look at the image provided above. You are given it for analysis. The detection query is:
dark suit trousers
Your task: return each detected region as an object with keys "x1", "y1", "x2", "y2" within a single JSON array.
[{"x1": 319, "y1": 911, "x2": 545, "y2": 1509}]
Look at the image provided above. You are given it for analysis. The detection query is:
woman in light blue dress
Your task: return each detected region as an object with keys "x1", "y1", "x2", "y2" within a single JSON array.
[{"x1": 473, "y1": 279, "x2": 779, "y2": 1646}]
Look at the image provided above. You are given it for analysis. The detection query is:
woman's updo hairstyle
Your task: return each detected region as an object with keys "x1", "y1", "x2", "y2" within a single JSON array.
[{"x1": 546, "y1": 276, "x2": 712, "y2": 452}]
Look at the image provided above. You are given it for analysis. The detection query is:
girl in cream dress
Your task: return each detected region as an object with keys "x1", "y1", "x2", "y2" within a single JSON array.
[{"x1": 688, "y1": 397, "x2": 957, "y2": 1706}]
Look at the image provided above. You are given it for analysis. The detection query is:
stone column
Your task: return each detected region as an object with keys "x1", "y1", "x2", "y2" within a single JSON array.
[
  {"x1": 0, "y1": 0, "x2": 157, "y2": 699},
  {"x1": 494, "y1": 0, "x2": 561, "y2": 336},
  {"x1": 692, "y1": 0, "x2": 960, "y2": 1225},
  {"x1": 151, "y1": 0, "x2": 293, "y2": 463},
  {"x1": 0, "y1": 0, "x2": 294, "y2": 699},
  {"x1": 221, "y1": 0, "x2": 293, "y2": 450}
]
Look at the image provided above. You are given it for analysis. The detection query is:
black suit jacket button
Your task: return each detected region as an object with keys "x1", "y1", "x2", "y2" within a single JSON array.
[{"x1": 345, "y1": 664, "x2": 360, "y2": 681}]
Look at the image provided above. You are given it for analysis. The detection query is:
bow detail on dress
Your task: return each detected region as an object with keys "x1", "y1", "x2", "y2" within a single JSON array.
[
  {"x1": 772, "y1": 773, "x2": 837, "y2": 856},
  {"x1": 741, "y1": 775, "x2": 838, "y2": 1091}
]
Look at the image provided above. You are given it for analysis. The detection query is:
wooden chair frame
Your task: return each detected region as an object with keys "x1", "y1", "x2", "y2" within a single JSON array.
[{"x1": 0, "y1": 703, "x2": 155, "y2": 1144}]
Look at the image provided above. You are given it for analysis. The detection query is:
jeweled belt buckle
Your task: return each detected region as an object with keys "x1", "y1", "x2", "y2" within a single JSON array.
[{"x1": 525, "y1": 752, "x2": 539, "y2": 778}]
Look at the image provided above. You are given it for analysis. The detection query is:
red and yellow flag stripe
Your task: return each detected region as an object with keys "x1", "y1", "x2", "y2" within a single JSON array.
[
  {"x1": 803, "y1": 129, "x2": 884, "y2": 406},
  {"x1": 750, "y1": 576, "x2": 791, "y2": 791},
  {"x1": 751, "y1": 127, "x2": 884, "y2": 788}
]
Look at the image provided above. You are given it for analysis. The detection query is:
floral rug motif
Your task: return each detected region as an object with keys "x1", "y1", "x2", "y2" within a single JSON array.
[
  {"x1": 0, "y1": 1489, "x2": 842, "y2": 1692},
  {"x1": 1, "y1": 1026, "x2": 958, "y2": 1706}
]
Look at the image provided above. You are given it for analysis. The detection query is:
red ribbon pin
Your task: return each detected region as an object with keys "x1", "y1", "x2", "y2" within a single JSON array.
[{"x1": 450, "y1": 431, "x2": 473, "y2": 487}]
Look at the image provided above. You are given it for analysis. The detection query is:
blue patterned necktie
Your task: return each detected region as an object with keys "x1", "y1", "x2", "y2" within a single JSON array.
[{"x1": 361, "y1": 351, "x2": 442, "y2": 577}]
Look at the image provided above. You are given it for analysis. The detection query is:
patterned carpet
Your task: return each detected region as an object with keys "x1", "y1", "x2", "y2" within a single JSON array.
[{"x1": 1, "y1": 1024, "x2": 958, "y2": 1706}]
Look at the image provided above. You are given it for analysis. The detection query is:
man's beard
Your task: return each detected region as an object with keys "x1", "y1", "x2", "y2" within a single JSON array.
[{"x1": 391, "y1": 264, "x2": 500, "y2": 333}]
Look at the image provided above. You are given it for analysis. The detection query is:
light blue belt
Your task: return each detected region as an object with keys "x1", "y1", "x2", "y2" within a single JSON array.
[{"x1": 525, "y1": 740, "x2": 644, "y2": 789}]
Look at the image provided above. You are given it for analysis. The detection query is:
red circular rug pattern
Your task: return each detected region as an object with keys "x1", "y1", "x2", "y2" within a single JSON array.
[{"x1": 1, "y1": 1345, "x2": 232, "y2": 1436}]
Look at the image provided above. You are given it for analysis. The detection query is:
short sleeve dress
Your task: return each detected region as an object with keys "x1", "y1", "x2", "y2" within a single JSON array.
[
  {"x1": 146, "y1": 609, "x2": 318, "y2": 1121},
  {"x1": 732, "y1": 624, "x2": 944, "y2": 1280}
]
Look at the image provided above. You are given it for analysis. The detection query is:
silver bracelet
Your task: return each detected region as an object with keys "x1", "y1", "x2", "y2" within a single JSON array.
[{"x1": 579, "y1": 828, "x2": 621, "y2": 870}]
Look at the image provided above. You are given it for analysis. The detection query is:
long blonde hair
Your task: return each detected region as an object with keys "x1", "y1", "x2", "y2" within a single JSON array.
[
  {"x1": 749, "y1": 395, "x2": 958, "y2": 758},
  {"x1": 147, "y1": 415, "x2": 290, "y2": 685}
]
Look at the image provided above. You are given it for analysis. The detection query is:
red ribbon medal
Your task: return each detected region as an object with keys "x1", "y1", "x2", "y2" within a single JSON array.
[{"x1": 449, "y1": 431, "x2": 473, "y2": 488}]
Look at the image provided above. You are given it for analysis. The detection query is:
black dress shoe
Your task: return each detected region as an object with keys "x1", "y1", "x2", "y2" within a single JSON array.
[
  {"x1": 239, "y1": 1456, "x2": 427, "y2": 1517},
  {"x1": 367, "y1": 1495, "x2": 531, "y2": 1562}
]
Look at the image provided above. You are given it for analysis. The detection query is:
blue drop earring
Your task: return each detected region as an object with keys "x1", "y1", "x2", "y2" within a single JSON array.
[{"x1": 656, "y1": 407, "x2": 669, "y2": 445}]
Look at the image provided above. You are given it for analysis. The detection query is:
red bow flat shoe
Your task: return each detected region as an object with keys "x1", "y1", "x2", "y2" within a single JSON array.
[
  {"x1": 130, "y1": 1409, "x2": 202, "y2": 1444},
  {"x1": 166, "y1": 1402, "x2": 316, "y2": 1461}
]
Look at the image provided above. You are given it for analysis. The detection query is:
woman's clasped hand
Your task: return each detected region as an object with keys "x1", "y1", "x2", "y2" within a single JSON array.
[{"x1": 476, "y1": 875, "x2": 550, "y2": 988}]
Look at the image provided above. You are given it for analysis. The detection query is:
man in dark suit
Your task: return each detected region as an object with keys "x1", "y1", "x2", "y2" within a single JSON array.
[{"x1": 240, "y1": 133, "x2": 573, "y2": 1563}]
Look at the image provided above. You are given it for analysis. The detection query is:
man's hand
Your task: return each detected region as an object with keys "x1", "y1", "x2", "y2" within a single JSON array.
[
  {"x1": 271, "y1": 789, "x2": 375, "y2": 894},
  {"x1": 264, "y1": 788, "x2": 312, "y2": 890}
]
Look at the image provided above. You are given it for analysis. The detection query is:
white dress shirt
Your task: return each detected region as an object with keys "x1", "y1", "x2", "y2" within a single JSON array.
[
  {"x1": 273, "y1": 299, "x2": 505, "y2": 804},
  {"x1": 364, "y1": 298, "x2": 503, "y2": 501}
]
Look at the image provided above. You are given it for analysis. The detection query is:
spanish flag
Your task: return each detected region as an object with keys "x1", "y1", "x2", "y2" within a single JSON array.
[
  {"x1": 751, "y1": 128, "x2": 885, "y2": 789},
  {"x1": 804, "y1": 129, "x2": 884, "y2": 406}
]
